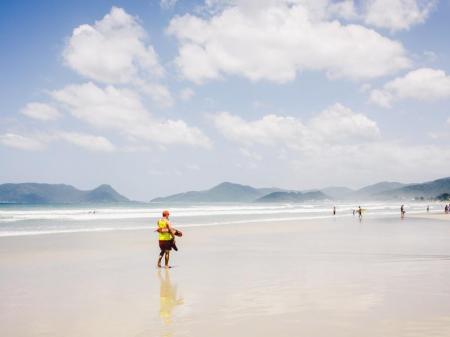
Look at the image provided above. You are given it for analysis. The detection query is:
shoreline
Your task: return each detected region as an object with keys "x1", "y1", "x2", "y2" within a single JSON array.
[{"x1": 1, "y1": 210, "x2": 448, "y2": 238}]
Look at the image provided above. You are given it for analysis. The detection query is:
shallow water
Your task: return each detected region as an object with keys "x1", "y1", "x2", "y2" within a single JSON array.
[
  {"x1": 1, "y1": 215, "x2": 450, "y2": 336},
  {"x1": 0, "y1": 201, "x2": 443, "y2": 236}
]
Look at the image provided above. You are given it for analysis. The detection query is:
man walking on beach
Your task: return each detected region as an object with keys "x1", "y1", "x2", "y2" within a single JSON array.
[{"x1": 157, "y1": 210, "x2": 176, "y2": 269}]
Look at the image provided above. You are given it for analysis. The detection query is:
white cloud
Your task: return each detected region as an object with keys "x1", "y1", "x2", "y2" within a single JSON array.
[
  {"x1": 180, "y1": 88, "x2": 195, "y2": 101},
  {"x1": 326, "y1": 0, "x2": 357, "y2": 20},
  {"x1": 309, "y1": 103, "x2": 380, "y2": 143},
  {"x1": 0, "y1": 131, "x2": 115, "y2": 152},
  {"x1": 160, "y1": 0, "x2": 179, "y2": 9},
  {"x1": 21, "y1": 102, "x2": 61, "y2": 121},
  {"x1": 168, "y1": 1, "x2": 410, "y2": 83},
  {"x1": 239, "y1": 148, "x2": 262, "y2": 161},
  {"x1": 213, "y1": 111, "x2": 307, "y2": 148},
  {"x1": 63, "y1": 7, "x2": 163, "y2": 84},
  {"x1": 136, "y1": 80, "x2": 174, "y2": 107},
  {"x1": 63, "y1": 7, "x2": 173, "y2": 108},
  {"x1": 212, "y1": 102, "x2": 450, "y2": 185},
  {"x1": 289, "y1": 141, "x2": 450, "y2": 188},
  {"x1": 57, "y1": 131, "x2": 115, "y2": 152},
  {"x1": 0, "y1": 133, "x2": 46, "y2": 151},
  {"x1": 213, "y1": 103, "x2": 379, "y2": 152},
  {"x1": 369, "y1": 68, "x2": 450, "y2": 107},
  {"x1": 51, "y1": 82, "x2": 211, "y2": 148},
  {"x1": 364, "y1": 0, "x2": 436, "y2": 31}
]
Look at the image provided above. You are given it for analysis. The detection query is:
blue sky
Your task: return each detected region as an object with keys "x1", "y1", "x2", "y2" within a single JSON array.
[{"x1": 1, "y1": 0, "x2": 450, "y2": 200}]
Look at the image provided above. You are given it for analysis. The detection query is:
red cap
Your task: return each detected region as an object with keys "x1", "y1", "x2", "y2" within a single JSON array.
[{"x1": 162, "y1": 210, "x2": 170, "y2": 217}]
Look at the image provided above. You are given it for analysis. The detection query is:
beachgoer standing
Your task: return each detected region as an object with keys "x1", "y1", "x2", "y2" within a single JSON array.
[
  {"x1": 400, "y1": 205, "x2": 405, "y2": 218},
  {"x1": 357, "y1": 206, "x2": 363, "y2": 220},
  {"x1": 333, "y1": 206, "x2": 336, "y2": 215},
  {"x1": 427, "y1": 205, "x2": 429, "y2": 212},
  {"x1": 157, "y1": 210, "x2": 176, "y2": 269}
]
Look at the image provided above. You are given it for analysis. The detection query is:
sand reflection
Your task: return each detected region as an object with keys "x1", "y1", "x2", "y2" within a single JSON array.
[{"x1": 158, "y1": 269, "x2": 183, "y2": 326}]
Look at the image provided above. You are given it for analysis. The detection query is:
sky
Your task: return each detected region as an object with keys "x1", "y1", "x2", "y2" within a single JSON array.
[{"x1": 1, "y1": 0, "x2": 450, "y2": 201}]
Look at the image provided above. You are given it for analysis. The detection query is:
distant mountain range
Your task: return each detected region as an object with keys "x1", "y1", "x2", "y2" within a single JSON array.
[
  {"x1": 151, "y1": 182, "x2": 333, "y2": 203},
  {"x1": 152, "y1": 177, "x2": 450, "y2": 203},
  {"x1": 375, "y1": 177, "x2": 450, "y2": 199},
  {"x1": 1, "y1": 177, "x2": 449, "y2": 204},
  {"x1": 151, "y1": 182, "x2": 283, "y2": 202},
  {"x1": 0, "y1": 183, "x2": 129, "y2": 204}
]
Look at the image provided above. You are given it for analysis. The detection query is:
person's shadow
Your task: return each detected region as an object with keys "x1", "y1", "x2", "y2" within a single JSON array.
[{"x1": 158, "y1": 269, "x2": 184, "y2": 327}]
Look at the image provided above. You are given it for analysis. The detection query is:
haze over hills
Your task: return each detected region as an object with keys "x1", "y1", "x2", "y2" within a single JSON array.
[
  {"x1": 320, "y1": 186, "x2": 354, "y2": 199},
  {"x1": 152, "y1": 177, "x2": 450, "y2": 203},
  {"x1": 0, "y1": 177, "x2": 448, "y2": 204},
  {"x1": 0, "y1": 183, "x2": 129, "y2": 204},
  {"x1": 375, "y1": 177, "x2": 450, "y2": 199},
  {"x1": 354, "y1": 182, "x2": 407, "y2": 198},
  {"x1": 256, "y1": 191, "x2": 328, "y2": 203},
  {"x1": 151, "y1": 182, "x2": 283, "y2": 203}
]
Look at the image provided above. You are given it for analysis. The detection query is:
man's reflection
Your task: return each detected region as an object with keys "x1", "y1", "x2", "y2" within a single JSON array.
[{"x1": 158, "y1": 269, "x2": 183, "y2": 324}]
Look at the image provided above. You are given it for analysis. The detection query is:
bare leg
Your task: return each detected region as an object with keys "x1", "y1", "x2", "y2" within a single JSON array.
[
  {"x1": 157, "y1": 250, "x2": 164, "y2": 268},
  {"x1": 165, "y1": 251, "x2": 170, "y2": 268}
]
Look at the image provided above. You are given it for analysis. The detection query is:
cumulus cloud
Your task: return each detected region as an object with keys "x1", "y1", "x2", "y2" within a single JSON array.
[
  {"x1": 0, "y1": 131, "x2": 115, "y2": 152},
  {"x1": 201, "y1": 0, "x2": 435, "y2": 31},
  {"x1": 136, "y1": 80, "x2": 174, "y2": 107},
  {"x1": 309, "y1": 103, "x2": 380, "y2": 143},
  {"x1": 51, "y1": 82, "x2": 212, "y2": 148},
  {"x1": 167, "y1": 0, "x2": 410, "y2": 83},
  {"x1": 56, "y1": 131, "x2": 115, "y2": 152},
  {"x1": 363, "y1": 0, "x2": 436, "y2": 31},
  {"x1": 213, "y1": 112, "x2": 307, "y2": 148},
  {"x1": 369, "y1": 68, "x2": 450, "y2": 107},
  {"x1": 0, "y1": 133, "x2": 46, "y2": 151},
  {"x1": 63, "y1": 7, "x2": 173, "y2": 107},
  {"x1": 21, "y1": 102, "x2": 61, "y2": 121},
  {"x1": 212, "y1": 102, "x2": 449, "y2": 186},
  {"x1": 64, "y1": 7, "x2": 163, "y2": 84},
  {"x1": 213, "y1": 103, "x2": 379, "y2": 151}
]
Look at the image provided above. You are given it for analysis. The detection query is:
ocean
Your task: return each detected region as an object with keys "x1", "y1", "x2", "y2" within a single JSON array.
[{"x1": 0, "y1": 201, "x2": 442, "y2": 237}]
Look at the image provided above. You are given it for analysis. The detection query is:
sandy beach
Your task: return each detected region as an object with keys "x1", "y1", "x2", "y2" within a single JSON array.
[{"x1": 1, "y1": 215, "x2": 450, "y2": 337}]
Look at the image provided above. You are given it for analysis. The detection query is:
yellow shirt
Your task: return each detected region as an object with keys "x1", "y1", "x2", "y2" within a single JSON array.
[{"x1": 158, "y1": 218, "x2": 172, "y2": 241}]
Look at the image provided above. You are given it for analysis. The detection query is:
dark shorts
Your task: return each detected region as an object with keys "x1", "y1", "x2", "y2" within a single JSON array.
[{"x1": 159, "y1": 240, "x2": 173, "y2": 251}]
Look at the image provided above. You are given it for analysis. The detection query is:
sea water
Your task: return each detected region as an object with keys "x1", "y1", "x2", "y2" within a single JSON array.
[{"x1": 0, "y1": 201, "x2": 443, "y2": 237}]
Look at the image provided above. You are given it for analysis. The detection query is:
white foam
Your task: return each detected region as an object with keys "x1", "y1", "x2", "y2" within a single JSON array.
[{"x1": 0, "y1": 201, "x2": 439, "y2": 237}]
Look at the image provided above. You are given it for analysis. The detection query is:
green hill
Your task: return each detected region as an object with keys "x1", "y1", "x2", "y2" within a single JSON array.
[
  {"x1": 376, "y1": 177, "x2": 450, "y2": 199},
  {"x1": 151, "y1": 182, "x2": 283, "y2": 202},
  {"x1": 256, "y1": 191, "x2": 329, "y2": 202},
  {"x1": 151, "y1": 176, "x2": 450, "y2": 203},
  {"x1": 0, "y1": 183, "x2": 129, "y2": 204}
]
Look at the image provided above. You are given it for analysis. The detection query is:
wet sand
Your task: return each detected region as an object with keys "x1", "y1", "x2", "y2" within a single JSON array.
[
  {"x1": 1, "y1": 216, "x2": 450, "y2": 337},
  {"x1": 409, "y1": 212, "x2": 450, "y2": 221}
]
